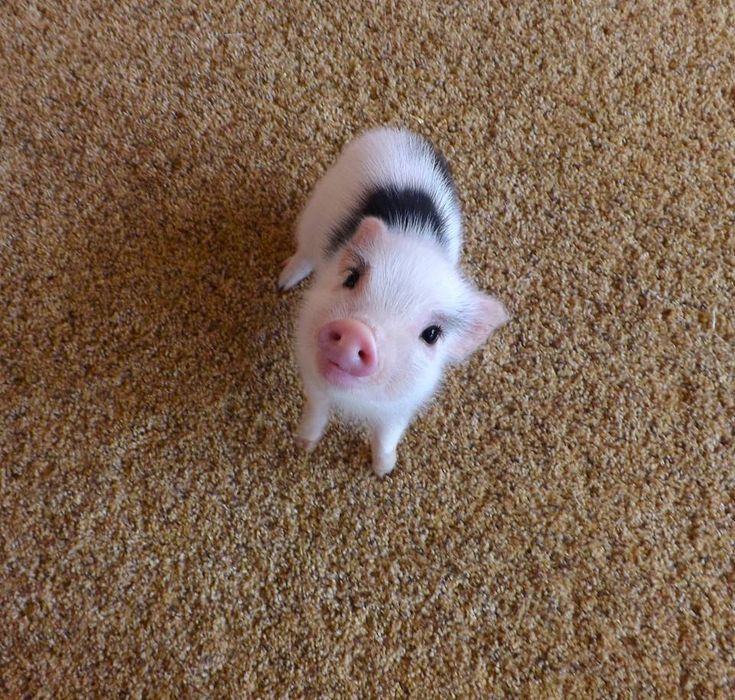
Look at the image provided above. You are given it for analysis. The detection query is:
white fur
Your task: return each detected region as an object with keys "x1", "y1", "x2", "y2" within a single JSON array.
[
  {"x1": 281, "y1": 127, "x2": 462, "y2": 287},
  {"x1": 280, "y1": 128, "x2": 508, "y2": 477}
]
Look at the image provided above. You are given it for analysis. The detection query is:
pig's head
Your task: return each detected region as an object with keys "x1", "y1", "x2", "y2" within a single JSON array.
[{"x1": 296, "y1": 217, "x2": 508, "y2": 407}]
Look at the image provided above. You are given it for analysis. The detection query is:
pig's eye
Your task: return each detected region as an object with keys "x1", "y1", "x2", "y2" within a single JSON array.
[
  {"x1": 420, "y1": 325, "x2": 442, "y2": 345},
  {"x1": 343, "y1": 268, "x2": 360, "y2": 289}
]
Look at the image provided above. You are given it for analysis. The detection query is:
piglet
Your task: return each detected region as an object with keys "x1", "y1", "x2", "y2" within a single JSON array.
[{"x1": 279, "y1": 127, "x2": 508, "y2": 476}]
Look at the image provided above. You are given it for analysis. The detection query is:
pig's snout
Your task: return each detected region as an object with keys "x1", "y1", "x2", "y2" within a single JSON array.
[{"x1": 317, "y1": 320, "x2": 377, "y2": 378}]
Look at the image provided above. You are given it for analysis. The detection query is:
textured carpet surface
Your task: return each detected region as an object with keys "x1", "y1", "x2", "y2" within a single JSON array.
[{"x1": 2, "y1": 1, "x2": 734, "y2": 696}]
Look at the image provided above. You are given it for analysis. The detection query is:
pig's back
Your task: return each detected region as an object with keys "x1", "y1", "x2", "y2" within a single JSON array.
[{"x1": 298, "y1": 128, "x2": 462, "y2": 265}]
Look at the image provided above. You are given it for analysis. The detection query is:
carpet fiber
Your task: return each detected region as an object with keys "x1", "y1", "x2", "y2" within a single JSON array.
[{"x1": 2, "y1": 1, "x2": 734, "y2": 696}]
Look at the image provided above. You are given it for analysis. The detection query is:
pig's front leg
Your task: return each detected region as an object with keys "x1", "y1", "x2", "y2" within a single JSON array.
[
  {"x1": 369, "y1": 416, "x2": 410, "y2": 477},
  {"x1": 296, "y1": 393, "x2": 330, "y2": 451}
]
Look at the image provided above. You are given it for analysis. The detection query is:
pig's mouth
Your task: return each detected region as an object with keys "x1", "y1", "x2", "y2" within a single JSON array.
[{"x1": 317, "y1": 355, "x2": 366, "y2": 388}]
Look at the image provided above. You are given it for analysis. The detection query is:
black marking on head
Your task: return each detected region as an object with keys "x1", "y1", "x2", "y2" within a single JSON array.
[{"x1": 327, "y1": 186, "x2": 448, "y2": 256}]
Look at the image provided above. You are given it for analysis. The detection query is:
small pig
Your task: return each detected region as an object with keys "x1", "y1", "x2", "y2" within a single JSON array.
[{"x1": 279, "y1": 127, "x2": 508, "y2": 476}]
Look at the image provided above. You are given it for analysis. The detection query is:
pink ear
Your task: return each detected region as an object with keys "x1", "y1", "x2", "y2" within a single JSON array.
[
  {"x1": 448, "y1": 293, "x2": 508, "y2": 363},
  {"x1": 352, "y1": 216, "x2": 387, "y2": 249}
]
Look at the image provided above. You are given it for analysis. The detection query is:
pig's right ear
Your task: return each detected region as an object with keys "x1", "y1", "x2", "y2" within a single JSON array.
[
  {"x1": 447, "y1": 292, "x2": 509, "y2": 363},
  {"x1": 352, "y1": 217, "x2": 387, "y2": 250}
]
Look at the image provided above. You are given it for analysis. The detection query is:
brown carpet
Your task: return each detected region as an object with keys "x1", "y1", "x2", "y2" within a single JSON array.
[{"x1": 2, "y1": 1, "x2": 734, "y2": 696}]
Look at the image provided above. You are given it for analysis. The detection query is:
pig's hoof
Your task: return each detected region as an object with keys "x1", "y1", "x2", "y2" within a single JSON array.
[
  {"x1": 278, "y1": 255, "x2": 313, "y2": 291},
  {"x1": 372, "y1": 450, "x2": 397, "y2": 477},
  {"x1": 296, "y1": 436, "x2": 318, "y2": 452}
]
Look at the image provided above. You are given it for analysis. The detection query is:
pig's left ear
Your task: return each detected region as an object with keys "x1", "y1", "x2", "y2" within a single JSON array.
[
  {"x1": 352, "y1": 216, "x2": 387, "y2": 249},
  {"x1": 448, "y1": 292, "x2": 509, "y2": 363}
]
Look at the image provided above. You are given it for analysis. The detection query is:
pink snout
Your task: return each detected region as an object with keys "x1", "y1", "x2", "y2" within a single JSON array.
[{"x1": 317, "y1": 319, "x2": 378, "y2": 378}]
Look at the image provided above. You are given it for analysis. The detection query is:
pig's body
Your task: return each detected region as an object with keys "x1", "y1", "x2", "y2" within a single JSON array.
[{"x1": 279, "y1": 128, "x2": 508, "y2": 476}]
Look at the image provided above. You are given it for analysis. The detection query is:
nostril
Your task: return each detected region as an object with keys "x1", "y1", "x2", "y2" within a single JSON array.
[
  {"x1": 330, "y1": 331, "x2": 342, "y2": 343},
  {"x1": 358, "y1": 349, "x2": 366, "y2": 360}
]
